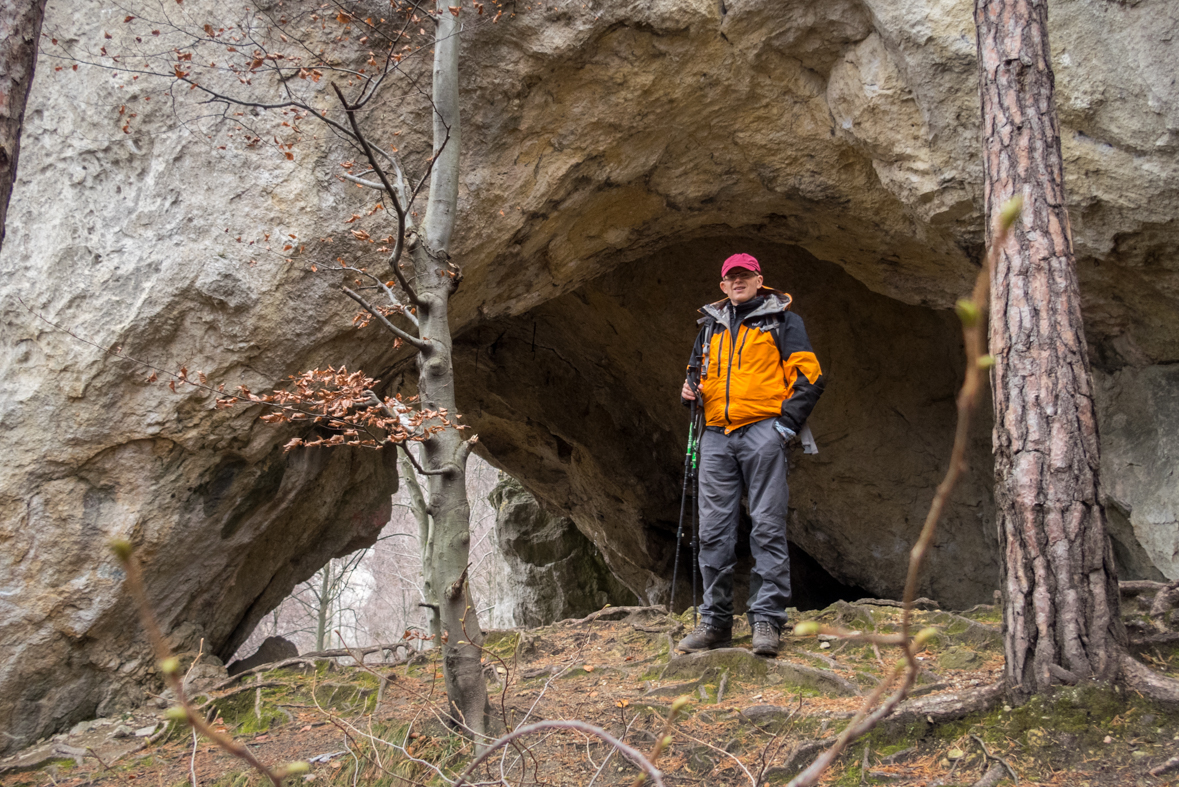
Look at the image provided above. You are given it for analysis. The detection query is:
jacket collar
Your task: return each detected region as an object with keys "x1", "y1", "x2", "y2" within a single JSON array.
[{"x1": 700, "y1": 287, "x2": 792, "y2": 332}]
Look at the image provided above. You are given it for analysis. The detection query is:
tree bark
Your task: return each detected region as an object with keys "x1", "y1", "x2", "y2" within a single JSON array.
[
  {"x1": 975, "y1": 0, "x2": 1125, "y2": 702},
  {"x1": 0, "y1": 0, "x2": 46, "y2": 254}
]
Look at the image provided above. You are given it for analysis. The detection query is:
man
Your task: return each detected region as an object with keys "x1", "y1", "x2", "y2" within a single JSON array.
[{"x1": 677, "y1": 252, "x2": 825, "y2": 657}]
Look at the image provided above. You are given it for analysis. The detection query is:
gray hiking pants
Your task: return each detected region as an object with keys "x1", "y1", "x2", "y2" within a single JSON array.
[{"x1": 697, "y1": 417, "x2": 791, "y2": 631}]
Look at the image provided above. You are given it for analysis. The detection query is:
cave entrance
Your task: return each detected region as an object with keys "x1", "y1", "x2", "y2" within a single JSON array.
[{"x1": 454, "y1": 236, "x2": 1001, "y2": 611}]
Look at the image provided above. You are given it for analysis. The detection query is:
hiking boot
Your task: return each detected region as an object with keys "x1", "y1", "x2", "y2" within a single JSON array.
[
  {"x1": 676, "y1": 623, "x2": 733, "y2": 653},
  {"x1": 752, "y1": 621, "x2": 780, "y2": 657}
]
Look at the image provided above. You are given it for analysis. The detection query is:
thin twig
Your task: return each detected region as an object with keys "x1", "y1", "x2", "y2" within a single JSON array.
[
  {"x1": 785, "y1": 199, "x2": 1022, "y2": 787},
  {"x1": 189, "y1": 728, "x2": 199, "y2": 787},
  {"x1": 331, "y1": 82, "x2": 413, "y2": 284},
  {"x1": 454, "y1": 721, "x2": 666, "y2": 787},
  {"x1": 588, "y1": 715, "x2": 641, "y2": 787},
  {"x1": 112, "y1": 545, "x2": 304, "y2": 786},
  {"x1": 675, "y1": 726, "x2": 757, "y2": 787}
]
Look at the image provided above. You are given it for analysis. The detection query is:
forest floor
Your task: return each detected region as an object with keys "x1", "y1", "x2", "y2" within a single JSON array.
[{"x1": 2, "y1": 600, "x2": 1178, "y2": 787}]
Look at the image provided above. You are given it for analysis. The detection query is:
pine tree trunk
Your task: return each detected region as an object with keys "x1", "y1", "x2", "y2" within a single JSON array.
[
  {"x1": 975, "y1": 0, "x2": 1125, "y2": 701},
  {"x1": 0, "y1": 0, "x2": 46, "y2": 253}
]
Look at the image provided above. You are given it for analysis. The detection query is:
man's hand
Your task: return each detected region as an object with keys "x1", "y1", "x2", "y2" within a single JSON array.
[
  {"x1": 681, "y1": 379, "x2": 697, "y2": 401},
  {"x1": 773, "y1": 419, "x2": 797, "y2": 443}
]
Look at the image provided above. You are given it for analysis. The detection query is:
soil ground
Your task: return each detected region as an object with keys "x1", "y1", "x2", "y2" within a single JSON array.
[{"x1": 3, "y1": 600, "x2": 1178, "y2": 787}]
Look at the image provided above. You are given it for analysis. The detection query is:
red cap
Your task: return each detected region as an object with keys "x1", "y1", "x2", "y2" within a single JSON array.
[{"x1": 721, "y1": 253, "x2": 761, "y2": 278}]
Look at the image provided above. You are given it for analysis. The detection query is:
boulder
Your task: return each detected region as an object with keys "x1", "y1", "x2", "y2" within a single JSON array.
[
  {"x1": 226, "y1": 636, "x2": 300, "y2": 677},
  {"x1": 490, "y1": 477, "x2": 638, "y2": 627},
  {"x1": 2, "y1": 0, "x2": 1178, "y2": 752}
]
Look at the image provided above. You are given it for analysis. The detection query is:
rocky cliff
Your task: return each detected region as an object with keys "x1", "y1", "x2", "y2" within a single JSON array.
[{"x1": 1, "y1": 0, "x2": 1177, "y2": 752}]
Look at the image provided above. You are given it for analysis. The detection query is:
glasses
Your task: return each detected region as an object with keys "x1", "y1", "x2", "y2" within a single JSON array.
[{"x1": 723, "y1": 270, "x2": 759, "y2": 282}]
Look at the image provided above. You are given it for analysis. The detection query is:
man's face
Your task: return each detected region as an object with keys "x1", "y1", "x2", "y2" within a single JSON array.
[{"x1": 719, "y1": 268, "x2": 763, "y2": 304}]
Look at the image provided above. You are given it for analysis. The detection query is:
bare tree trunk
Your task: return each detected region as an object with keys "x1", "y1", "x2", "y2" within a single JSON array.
[
  {"x1": 399, "y1": 449, "x2": 441, "y2": 648},
  {"x1": 315, "y1": 567, "x2": 331, "y2": 652},
  {"x1": 0, "y1": 0, "x2": 46, "y2": 253},
  {"x1": 415, "y1": 260, "x2": 489, "y2": 740},
  {"x1": 410, "y1": 0, "x2": 490, "y2": 746},
  {"x1": 975, "y1": 0, "x2": 1125, "y2": 702}
]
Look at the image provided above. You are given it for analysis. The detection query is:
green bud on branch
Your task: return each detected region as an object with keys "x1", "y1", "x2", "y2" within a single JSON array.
[
  {"x1": 977, "y1": 354, "x2": 996, "y2": 369},
  {"x1": 999, "y1": 195, "x2": 1023, "y2": 232},
  {"x1": 109, "y1": 538, "x2": 134, "y2": 562},
  {"x1": 913, "y1": 627, "x2": 939, "y2": 646},
  {"x1": 164, "y1": 706, "x2": 190, "y2": 723},
  {"x1": 955, "y1": 298, "x2": 980, "y2": 327},
  {"x1": 671, "y1": 696, "x2": 691, "y2": 714},
  {"x1": 662, "y1": 735, "x2": 674, "y2": 748},
  {"x1": 158, "y1": 657, "x2": 180, "y2": 676},
  {"x1": 793, "y1": 621, "x2": 820, "y2": 637},
  {"x1": 277, "y1": 761, "x2": 311, "y2": 777}
]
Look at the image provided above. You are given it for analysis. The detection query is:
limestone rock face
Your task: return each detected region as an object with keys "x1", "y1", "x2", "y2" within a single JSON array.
[
  {"x1": 490, "y1": 478, "x2": 638, "y2": 627},
  {"x1": 2, "y1": 0, "x2": 1179, "y2": 752},
  {"x1": 1097, "y1": 366, "x2": 1179, "y2": 581}
]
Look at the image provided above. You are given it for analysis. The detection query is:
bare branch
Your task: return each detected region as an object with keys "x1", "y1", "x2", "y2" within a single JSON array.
[
  {"x1": 330, "y1": 82, "x2": 415, "y2": 298},
  {"x1": 341, "y1": 172, "x2": 385, "y2": 190},
  {"x1": 396, "y1": 441, "x2": 451, "y2": 477},
  {"x1": 389, "y1": 252, "x2": 421, "y2": 308},
  {"x1": 341, "y1": 286, "x2": 427, "y2": 350},
  {"x1": 113, "y1": 546, "x2": 299, "y2": 786},
  {"x1": 370, "y1": 144, "x2": 412, "y2": 211},
  {"x1": 338, "y1": 263, "x2": 420, "y2": 329}
]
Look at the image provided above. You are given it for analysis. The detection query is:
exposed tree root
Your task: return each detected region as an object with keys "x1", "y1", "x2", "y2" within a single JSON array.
[
  {"x1": 559, "y1": 605, "x2": 668, "y2": 626},
  {"x1": 1150, "y1": 752, "x2": 1179, "y2": 778},
  {"x1": 970, "y1": 761, "x2": 1009, "y2": 787},
  {"x1": 882, "y1": 681, "x2": 1004, "y2": 732},
  {"x1": 1120, "y1": 579, "x2": 1179, "y2": 632},
  {"x1": 1128, "y1": 631, "x2": 1179, "y2": 650},
  {"x1": 193, "y1": 681, "x2": 292, "y2": 711},
  {"x1": 208, "y1": 645, "x2": 410, "y2": 692},
  {"x1": 1150, "y1": 580, "x2": 1179, "y2": 630},
  {"x1": 853, "y1": 598, "x2": 940, "y2": 611},
  {"x1": 1119, "y1": 651, "x2": 1179, "y2": 708},
  {"x1": 1119, "y1": 580, "x2": 1171, "y2": 597},
  {"x1": 761, "y1": 737, "x2": 835, "y2": 782},
  {"x1": 924, "y1": 611, "x2": 1002, "y2": 648}
]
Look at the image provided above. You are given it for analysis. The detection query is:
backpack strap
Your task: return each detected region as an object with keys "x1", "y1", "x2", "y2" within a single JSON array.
[
  {"x1": 694, "y1": 316, "x2": 716, "y2": 384},
  {"x1": 769, "y1": 313, "x2": 791, "y2": 362}
]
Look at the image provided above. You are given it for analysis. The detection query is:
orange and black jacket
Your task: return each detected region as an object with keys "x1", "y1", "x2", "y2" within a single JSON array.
[{"x1": 685, "y1": 289, "x2": 824, "y2": 434}]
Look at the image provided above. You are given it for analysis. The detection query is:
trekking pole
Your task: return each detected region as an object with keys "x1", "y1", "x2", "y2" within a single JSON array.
[
  {"x1": 690, "y1": 401, "x2": 703, "y2": 628},
  {"x1": 669, "y1": 398, "x2": 698, "y2": 614}
]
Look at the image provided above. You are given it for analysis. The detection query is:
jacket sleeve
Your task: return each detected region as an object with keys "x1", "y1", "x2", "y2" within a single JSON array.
[
  {"x1": 683, "y1": 322, "x2": 708, "y2": 406},
  {"x1": 776, "y1": 312, "x2": 825, "y2": 432}
]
